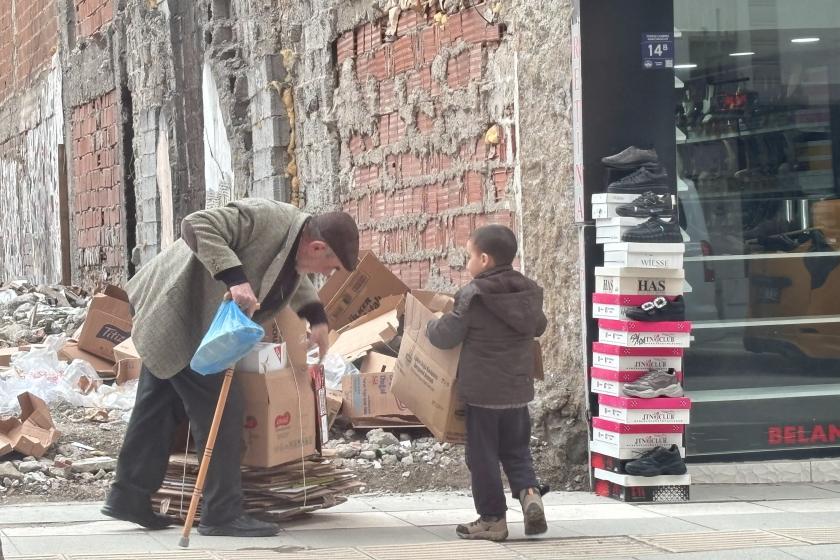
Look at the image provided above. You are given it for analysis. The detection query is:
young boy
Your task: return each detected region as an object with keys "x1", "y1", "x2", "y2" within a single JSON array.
[{"x1": 426, "y1": 224, "x2": 548, "y2": 541}]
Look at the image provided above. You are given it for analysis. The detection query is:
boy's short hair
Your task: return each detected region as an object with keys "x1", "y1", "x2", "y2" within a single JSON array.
[{"x1": 471, "y1": 225, "x2": 517, "y2": 266}]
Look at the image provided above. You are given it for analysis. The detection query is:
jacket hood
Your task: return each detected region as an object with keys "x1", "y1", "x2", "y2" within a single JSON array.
[{"x1": 473, "y1": 266, "x2": 544, "y2": 335}]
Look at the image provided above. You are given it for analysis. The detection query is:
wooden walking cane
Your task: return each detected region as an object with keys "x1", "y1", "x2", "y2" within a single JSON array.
[{"x1": 179, "y1": 298, "x2": 258, "y2": 548}]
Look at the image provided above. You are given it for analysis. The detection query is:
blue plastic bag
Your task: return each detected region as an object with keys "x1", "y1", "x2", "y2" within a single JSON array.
[{"x1": 190, "y1": 301, "x2": 265, "y2": 375}]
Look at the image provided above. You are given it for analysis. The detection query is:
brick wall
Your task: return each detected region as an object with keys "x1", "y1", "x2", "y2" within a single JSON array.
[
  {"x1": 335, "y1": 4, "x2": 515, "y2": 290},
  {"x1": 71, "y1": 89, "x2": 126, "y2": 287},
  {"x1": 75, "y1": 0, "x2": 114, "y2": 38},
  {"x1": 0, "y1": 0, "x2": 60, "y2": 105}
]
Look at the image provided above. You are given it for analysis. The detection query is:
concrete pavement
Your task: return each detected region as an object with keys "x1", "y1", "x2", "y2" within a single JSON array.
[{"x1": 2, "y1": 483, "x2": 840, "y2": 558}]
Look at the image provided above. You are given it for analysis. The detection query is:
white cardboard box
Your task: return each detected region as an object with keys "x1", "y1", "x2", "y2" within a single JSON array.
[
  {"x1": 595, "y1": 217, "x2": 649, "y2": 244},
  {"x1": 603, "y1": 242, "x2": 685, "y2": 269},
  {"x1": 598, "y1": 394, "x2": 692, "y2": 425},
  {"x1": 590, "y1": 439, "x2": 686, "y2": 461},
  {"x1": 589, "y1": 367, "x2": 683, "y2": 397},
  {"x1": 592, "y1": 342, "x2": 684, "y2": 372},
  {"x1": 594, "y1": 468, "x2": 691, "y2": 487},
  {"x1": 591, "y1": 193, "x2": 639, "y2": 219},
  {"x1": 595, "y1": 267, "x2": 684, "y2": 297},
  {"x1": 599, "y1": 319, "x2": 692, "y2": 348},
  {"x1": 592, "y1": 417, "x2": 685, "y2": 450},
  {"x1": 235, "y1": 342, "x2": 288, "y2": 374}
]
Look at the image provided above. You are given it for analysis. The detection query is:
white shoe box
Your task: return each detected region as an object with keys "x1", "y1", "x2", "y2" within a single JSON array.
[
  {"x1": 595, "y1": 217, "x2": 648, "y2": 244},
  {"x1": 595, "y1": 267, "x2": 684, "y2": 297},
  {"x1": 594, "y1": 468, "x2": 691, "y2": 487},
  {"x1": 592, "y1": 342, "x2": 683, "y2": 372},
  {"x1": 599, "y1": 319, "x2": 692, "y2": 348},
  {"x1": 593, "y1": 293, "x2": 684, "y2": 320},
  {"x1": 592, "y1": 417, "x2": 685, "y2": 451},
  {"x1": 603, "y1": 242, "x2": 685, "y2": 269},
  {"x1": 590, "y1": 439, "x2": 686, "y2": 461},
  {"x1": 589, "y1": 367, "x2": 683, "y2": 397},
  {"x1": 591, "y1": 193, "x2": 638, "y2": 219},
  {"x1": 598, "y1": 394, "x2": 692, "y2": 425}
]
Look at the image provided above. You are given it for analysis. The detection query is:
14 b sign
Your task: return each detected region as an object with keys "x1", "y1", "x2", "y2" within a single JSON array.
[{"x1": 642, "y1": 33, "x2": 674, "y2": 69}]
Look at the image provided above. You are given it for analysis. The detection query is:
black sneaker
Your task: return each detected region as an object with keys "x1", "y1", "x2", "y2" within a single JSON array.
[
  {"x1": 602, "y1": 146, "x2": 659, "y2": 169},
  {"x1": 101, "y1": 503, "x2": 172, "y2": 530},
  {"x1": 198, "y1": 513, "x2": 281, "y2": 537},
  {"x1": 615, "y1": 192, "x2": 673, "y2": 217},
  {"x1": 624, "y1": 445, "x2": 687, "y2": 476},
  {"x1": 608, "y1": 167, "x2": 670, "y2": 194},
  {"x1": 621, "y1": 216, "x2": 682, "y2": 243},
  {"x1": 625, "y1": 296, "x2": 685, "y2": 322}
]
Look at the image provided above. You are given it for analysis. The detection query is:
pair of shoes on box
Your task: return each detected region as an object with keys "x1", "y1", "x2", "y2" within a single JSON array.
[{"x1": 603, "y1": 147, "x2": 670, "y2": 195}]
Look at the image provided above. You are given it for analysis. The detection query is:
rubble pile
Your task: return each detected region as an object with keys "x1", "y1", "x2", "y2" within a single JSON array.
[
  {"x1": 325, "y1": 428, "x2": 462, "y2": 472},
  {"x1": 0, "y1": 281, "x2": 88, "y2": 348}
]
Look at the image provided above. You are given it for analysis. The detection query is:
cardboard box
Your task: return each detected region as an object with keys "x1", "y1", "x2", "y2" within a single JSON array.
[
  {"x1": 0, "y1": 393, "x2": 61, "y2": 458},
  {"x1": 392, "y1": 293, "x2": 466, "y2": 443},
  {"x1": 590, "y1": 366, "x2": 683, "y2": 397},
  {"x1": 593, "y1": 294, "x2": 681, "y2": 321},
  {"x1": 592, "y1": 417, "x2": 684, "y2": 452},
  {"x1": 594, "y1": 468, "x2": 691, "y2": 491},
  {"x1": 598, "y1": 319, "x2": 692, "y2": 348},
  {"x1": 319, "y1": 251, "x2": 409, "y2": 330},
  {"x1": 595, "y1": 217, "x2": 649, "y2": 244},
  {"x1": 113, "y1": 338, "x2": 142, "y2": 385},
  {"x1": 329, "y1": 296, "x2": 401, "y2": 362},
  {"x1": 595, "y1": 267, "x2": 684, "y2": 297},
  {"x1": 598, "y1": 394, "x2": 692, "y2": 425},
  {"x1": 326, "y1": 389, "x2": 343, "y2": 429},
  {"x1": 603, "y1": 242, "x2": 685, "y2": 269},
  {"x1": 591, "y1": 342, "x2": 683, "y2": 372},
  {"x1": 60, "y1": 341, "x2": 116, "y2": 378},
  {"x1": 235, "y1": 342, "x2": 287, "y2": 374},
  {"x1": 78, "y1": 285, "x2": 133, "y2": 361}
]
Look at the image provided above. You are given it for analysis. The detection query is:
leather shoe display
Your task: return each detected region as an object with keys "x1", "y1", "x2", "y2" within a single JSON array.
[
  {"x1": 601, "y1": 146, "x2": 659, "y2": 169},
  {"x1": 608, "y1": 167, "x2": 670, "y2": 194},
  {"x1": 615, "y1": 192, "x2": 673, "y2": 217},
  {"x1": 625, "y1": 296, "x2": 686, "y2": 322},
  {"x1": 621, "y1": 216, "x2": 683, "y2": 243},
  {"x1": 101, "y1": 503, "x2": 173, "y2": 530},
  {"x1": 198, "y1": 513, "x2": 281, "y2": 537}
]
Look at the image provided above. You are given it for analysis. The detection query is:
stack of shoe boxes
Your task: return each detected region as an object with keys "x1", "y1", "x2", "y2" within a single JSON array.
[{"x1": 589, "y1": 147, "x2": 693, "y2": 502}]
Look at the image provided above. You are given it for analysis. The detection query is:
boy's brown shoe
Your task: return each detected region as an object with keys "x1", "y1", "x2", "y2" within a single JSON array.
[
  {"x1": 520, "y1": 487, "x2": 548, "y2": 535},
  {"x1": 455, "y1": 515, "x2": 508, "y2": 541}
]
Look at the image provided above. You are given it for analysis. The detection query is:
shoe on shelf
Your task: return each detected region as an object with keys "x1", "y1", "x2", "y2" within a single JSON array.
[
  {"x1": 601, "y1": 146, "x2": 659, "y2": 169},
  {"x1": 520, "y1": 488, "x2": 548, "y2": 535},
  {"x1": 198, "y1": 514, "x2": 281, "y2": 537},
  {"x1": 456, "y1": 515, "x2": 509, "y2": 541},
  {"x1": 622, "y1": 368, "x2": 683, "y2": 398},
  {"x1": 621, "y1": 216, "x2": 683, "y2": 243},
  {"x1": 625, "y1": 295, "x2": 686, "y2": 322},
  {"x1": 615, "y1": 192, "x2": 673, "y2": 217},
  {"x1": 624, "y1": 445, "x2": 687, "y2": 477},
  {"x1": 608, "y1": 167, "x2": 670, "y2": 194}
]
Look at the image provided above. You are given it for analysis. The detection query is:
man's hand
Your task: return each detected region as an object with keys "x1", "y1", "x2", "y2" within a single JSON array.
[
  {"x1": 308, "y1": 323, "x2": 330, "y2": 362},
  {"x1": 228, "y1": 283, "x2": 259, "y2": 317}
]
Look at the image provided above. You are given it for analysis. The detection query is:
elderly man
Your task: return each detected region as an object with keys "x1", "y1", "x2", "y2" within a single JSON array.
[{"x1": 102, "y1": 198, "x2": 359, "y2": 537}]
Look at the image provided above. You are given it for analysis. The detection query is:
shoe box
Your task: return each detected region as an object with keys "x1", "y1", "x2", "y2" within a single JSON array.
[
  {"x1": 603, "y1": 242, "x2": 685, "y2": 269},
  {"x1": 591, "y1": 193, "x2": 639, "y2": 218},
  {"x1": 592, "y1": 341, "x2": 684, "y2": 373},
  {"x1": 595, "y1": 266, "x2": 684, "y2": 298},
  {"x1": 590, "y1": 366, "x2": 683, "y2": 397},
  {"x1": 592, "y1": 417, "x2": 685, "y2": 453},
  {"x1": 593, "y1": 293, "x2": 685, "y2": 320},
  {"x1": 598, "y1": 394, "x2": 691, "y2": 425},
  {"x1": 595, "y1": 217, "x2": 649, "y2": 244},
  {"x1": 598, "y1": 318, "x2": 692, "y2": 348}
]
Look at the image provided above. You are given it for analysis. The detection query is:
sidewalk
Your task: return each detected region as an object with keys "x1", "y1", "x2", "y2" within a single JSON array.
[{"x1": 2, "y1": 483, "x2": 840, "y2": 559}]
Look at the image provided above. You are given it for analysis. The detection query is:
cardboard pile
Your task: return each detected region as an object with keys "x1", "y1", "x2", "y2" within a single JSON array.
[{"x1": 152, "y1": 453, "x2": 361, "y2": 524}]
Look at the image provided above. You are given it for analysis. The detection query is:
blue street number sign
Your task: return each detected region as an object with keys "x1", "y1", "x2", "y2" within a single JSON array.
[{"x1": 641, "y1": 33, "x2": 674, "y2": 69}]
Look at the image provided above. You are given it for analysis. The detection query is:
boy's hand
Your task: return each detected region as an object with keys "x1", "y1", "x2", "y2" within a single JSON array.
[{"x1": 308, "y1": 323, "x2": 330, "y2": 361}]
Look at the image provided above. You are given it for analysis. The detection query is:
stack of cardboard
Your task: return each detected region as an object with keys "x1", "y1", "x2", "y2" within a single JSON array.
[{"x1": 152, "y1": 453, "x2": 361, "y2": 524}]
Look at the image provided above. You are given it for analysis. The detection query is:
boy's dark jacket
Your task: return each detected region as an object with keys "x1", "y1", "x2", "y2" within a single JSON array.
[{"x1": 426, "y1": 265, "x2": 547, "y2": 406}]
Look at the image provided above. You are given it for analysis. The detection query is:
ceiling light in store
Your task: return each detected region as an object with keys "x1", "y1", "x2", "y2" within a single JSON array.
[
  {"x1": 791, "y1": 37, "x2": 820, "y2": 43},
  {"x1": 729, "y1": 51, "x2": 755, "y2": 57},
  {"x1": 674, "y1": 64, "x2": 698, "y2": 69}
]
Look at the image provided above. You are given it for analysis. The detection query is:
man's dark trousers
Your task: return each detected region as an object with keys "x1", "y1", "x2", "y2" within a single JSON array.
[
  {"x1": 465, "y1": 404, "x2": 539, "y2": 517},
  {"x1": 108, "y1": 365, "x2": 245, "y2": 526}
]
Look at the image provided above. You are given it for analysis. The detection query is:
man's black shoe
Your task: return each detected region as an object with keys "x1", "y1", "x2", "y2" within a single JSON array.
[
  {"x1": 621, "y1": 216, "x2": 682, "y2": 243},
  {"x1": 615, "y1": 192, "x2": 673, "y2": 217},
  {"x1": 101, "y1": 503, "x2": 173, "y2": 530},
  {"x1": 608, "y1": 167, "x2": 670, "y2": 194},
  {"x1": 624, "y1": 445, "x2": 687, "y2": 476},
  {"x1": 198, "y1": 513, "x2": 281, "y2": 537},
  {"x1": 601, "y1": 146, "x2": 659, "y2": 169},
  {"x1": 625, "y1": 296, "x2": 686, "y2": 322}
]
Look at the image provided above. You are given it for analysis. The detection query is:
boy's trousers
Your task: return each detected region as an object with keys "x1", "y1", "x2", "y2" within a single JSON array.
[{"x1": 465, "y1": 404, "x2": 539, "y2": 517}]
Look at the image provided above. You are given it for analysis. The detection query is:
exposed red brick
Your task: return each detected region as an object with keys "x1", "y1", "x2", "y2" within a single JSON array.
[
  {"x1": 420, "y1": 26, "x2": 438, "y2": 64},
  {"x1": 356, "y1": 54, "x2": 371, "y2": 82},
  {"x1": 492, "y1": 168, "x2": 512, "y2": 201},
  {"x1": 465, "y1": 171, "x2": 484, "y2": 203},
  {"x1": 400, "y1": 153, "x2": 422, "y2": 181},
  {"x1": 336, "y1": 30, "x2": 355, "y2": 65},
  {"x1": 392, "y1": 36, "x2": 415, "y2": 74},
  {"x1": 440, "y1": 12, "x2": 462, "y2": 46},
  {"x1": 370, "y1": 47, "x2": 387, "y2": 80},
  {"x1": 446, "y1": 50, "x2": 470, "y2": 89},
  {"x1": 379, "y1": 79, "x2": 396, "y2": 113}
]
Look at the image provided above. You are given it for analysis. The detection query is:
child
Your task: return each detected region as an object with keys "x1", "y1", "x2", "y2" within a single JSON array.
[{"x1": 426, "y1": 224, "x2": 548, "y2": 541}]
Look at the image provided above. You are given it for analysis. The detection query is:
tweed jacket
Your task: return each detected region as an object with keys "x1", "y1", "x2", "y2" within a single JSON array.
[{"x1": 127, "y1": 199, "x2": 320, "y2": 379}]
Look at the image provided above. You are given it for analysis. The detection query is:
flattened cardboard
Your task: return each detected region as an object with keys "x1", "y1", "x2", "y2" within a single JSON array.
[
  {"x1": 360, "y1": 352, "x2": 397, "y2": 374},
  {"x1": 342, "y1": 371, "x2": 422, "y2": 428},
  {"x1": 59, "y1": 341, "x2": 116, "y2": 378},
  {"x1": 329, "y1": 301, "x2": 400, "y2": 363},
  {"x1": 78, "y1": 285, "x2": 133, "y2": 360},
  {"x1": 392, "y1": 293, "x2": 466, "y2": 443},
  {"x1": 319, "y1": 251, "x2": 409, "y2": 330},
  {"x1": 0, "y1": 393, "x2": 61, "y2": 458}
]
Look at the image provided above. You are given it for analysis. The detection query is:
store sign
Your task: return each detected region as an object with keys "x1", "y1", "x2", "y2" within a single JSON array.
[{"x1": 641, "y1": 33, "x2": 674, "y2": 69}]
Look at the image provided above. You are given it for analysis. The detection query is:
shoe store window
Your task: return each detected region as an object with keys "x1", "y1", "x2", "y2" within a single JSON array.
[{"x1": 674, "y1": 0, "x2": 840, "y2": 457}]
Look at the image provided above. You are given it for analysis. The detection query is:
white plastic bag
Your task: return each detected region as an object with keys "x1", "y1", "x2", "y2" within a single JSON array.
[{"x1": 322, "y1": 353, "x2": 359, "y2": 390}]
